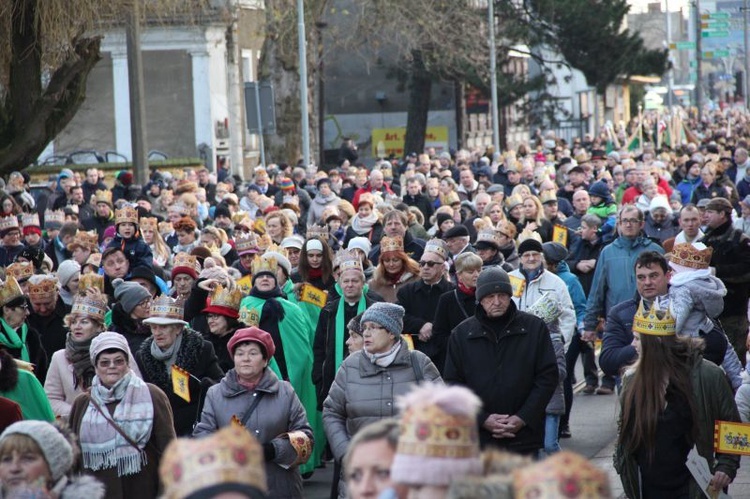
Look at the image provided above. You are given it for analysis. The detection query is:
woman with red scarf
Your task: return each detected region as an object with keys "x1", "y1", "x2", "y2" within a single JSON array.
[{"x1": 367, "y1": 236, "x2": 420, "y2": 303}]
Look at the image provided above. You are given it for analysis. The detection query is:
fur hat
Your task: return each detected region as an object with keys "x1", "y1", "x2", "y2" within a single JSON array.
[
  {"x1": 361, "y1": 302, "x2": 404, "y2": 336},
  {"x1": 0, "y1": 421, "x2": 74, "y2": 482}
]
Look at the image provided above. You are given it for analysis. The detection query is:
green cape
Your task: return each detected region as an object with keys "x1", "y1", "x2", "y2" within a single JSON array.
[{"x1": 1, "y1": 368, "x2": 55, "y2": 421}]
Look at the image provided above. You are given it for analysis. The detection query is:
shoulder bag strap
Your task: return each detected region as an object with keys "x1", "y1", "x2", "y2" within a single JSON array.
[
  {"x1": 409, "y1": 351, "x2": 424, "y2": 382},
  {"x1": 240, "y1": 392, "x2": 266, "y2": 427},
  {"x1": 454, "y1": 289, "x2": 469, "y2": 319},
  {"x1": 88, "y1": 395, "x2": 141, "y2": 451}
]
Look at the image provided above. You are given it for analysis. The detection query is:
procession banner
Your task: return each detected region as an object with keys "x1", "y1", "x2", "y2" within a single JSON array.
[
  {"x1": 715, "y1": 420, "x2": 750, "y2": 456},
  {"x1": 301, "y1": 284, "x2": 328, "y2": 308},
  {"x1": 171, "y1": 365, "x2": 191, "y2": 403}
]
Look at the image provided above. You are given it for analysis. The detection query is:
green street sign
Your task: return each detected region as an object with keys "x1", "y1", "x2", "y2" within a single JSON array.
[
  {"x1": 703, "y1": 50, "x2": 730, "y2": 58},
  {"x1": 674, "y1": 41, "x2": 696, "y2": 50},
  {"x1": 710, "y1": 12, "x2": 731, "y2": 19},
  {"x1": 702, "y1": 30, "x2": 730, "y2": 38},
  {"x1": 702, "y1": 21, "x2": 730, "y2": 29}
]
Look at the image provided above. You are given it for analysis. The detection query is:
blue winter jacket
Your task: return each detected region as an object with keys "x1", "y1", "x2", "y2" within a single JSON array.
[
  {"x1": 676, "y1": 175, "x2": 701, "y2": 205},
  {"x1": 555, "y1": 261, "x2": 587, "y2": 327}
]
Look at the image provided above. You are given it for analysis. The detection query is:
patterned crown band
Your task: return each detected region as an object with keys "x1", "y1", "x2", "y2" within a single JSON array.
[
  {"x1": 424, "y1": 239, "x2": 448, "y2": 260},
  {"x1": 71, "y1": 296, "x2": 107, "y2": 323},
  {"x1": 115, "y1": 206, "x2": 139, "y2": 225},
  {"x1": 380, "y1": 236, "x2": 404, "y2": 254},
  {"x1": 669, "y1": 243, "x2": 712, "y2": 270},
  {"x1": 397, "y1": 404, "x2": 479, "y2": 460},
  {"x1": 632, "y1": 300, "x2": 675, "y2": 336}
]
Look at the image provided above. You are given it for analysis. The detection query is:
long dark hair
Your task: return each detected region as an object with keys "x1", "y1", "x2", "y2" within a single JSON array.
[
  {"x1": 619, "y1": 334, "x2": 701, "y2": 462},
  {"x1": 298, "y1": 237, "x2": 333, "y2": 284}
]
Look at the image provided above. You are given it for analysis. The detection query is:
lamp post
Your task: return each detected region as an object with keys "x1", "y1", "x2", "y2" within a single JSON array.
[
  {"x1": 298, "y1": 0, "x2": 310, "y2": 167},
  {"x1": 488, "y1": 0, "x2": 500, "y2": 151}
]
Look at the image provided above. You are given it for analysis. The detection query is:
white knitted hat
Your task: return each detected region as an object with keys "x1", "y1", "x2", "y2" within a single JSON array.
[{"x1": 0, "y1": 421, "x2": 73, "y2": 481}]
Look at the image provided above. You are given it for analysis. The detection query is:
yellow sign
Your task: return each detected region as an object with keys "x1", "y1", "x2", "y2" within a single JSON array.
[
  {"x1": 171, "y1": 365, "x2": 191, "y2": 403},
  {"x1": 715, "y1": 420, "x2": 750, "y2": 455},
  {"x1": 509, "y1": 275, "x2": 526, "y2": 298},
  {"x1": 300, "y1": 284, "x2": 328, "y2": 308},
  {"x1": 236, "y1": 274, "x2": 254, "y2": 296},
  {"x1": 371, "y1": 127, "x2": 449, "y2": 157},
  {"x1": 552, "y1": 225, "x2": 568, "y2": 246},
  {"x1": 239, "y1": 307, "x2": 261, "y2": 327}
]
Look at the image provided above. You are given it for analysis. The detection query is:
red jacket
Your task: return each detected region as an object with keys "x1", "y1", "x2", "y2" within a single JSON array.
[{"x1": 352, "y1": 183, "x2": 395, "y2": 209}]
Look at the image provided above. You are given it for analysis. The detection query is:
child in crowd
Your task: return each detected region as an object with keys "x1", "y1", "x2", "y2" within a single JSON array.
[
  {"x1": 586, "y1": 180, "x2": 617, "y2": 239},
  {"x1": 107, "y1": 205, "x2": 153, "y2": 270}
]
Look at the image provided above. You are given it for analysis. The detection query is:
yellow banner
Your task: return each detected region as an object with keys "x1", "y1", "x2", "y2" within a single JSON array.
[
  {"x1": 715, "y1": 420, "x2": 750, "y2": 455},
  {"x1": 552, "y1": 225, "x2": 568, "y2": 247},
  {"x1": 509, "y1": 275, "x2": 526, "y2": 298},
  {"x1": 236, "y1": 275, "x2": 254, "y2": 296},
  {"x1": 371, "y1": 126, "x2": 449, "y2": 157},
  {"x1": 301, "y1": 284, "x2": 328, "y2": 308},
  {"x1": 171, "y1": 365, "x2": 191, "y2": 403}
]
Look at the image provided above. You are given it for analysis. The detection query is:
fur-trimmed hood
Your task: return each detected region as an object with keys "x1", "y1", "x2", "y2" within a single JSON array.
[
  {"x1": 137, "y1": 327, "x2": 206, "y2": 391},
  {"x1": 58, "y1": 474, "x2": 106, "y2": 499}
]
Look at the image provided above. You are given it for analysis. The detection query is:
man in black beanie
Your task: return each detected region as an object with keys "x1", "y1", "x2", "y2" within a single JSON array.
[{"x1": 444, "y1": 266, "x2": 558, "y2": 455}]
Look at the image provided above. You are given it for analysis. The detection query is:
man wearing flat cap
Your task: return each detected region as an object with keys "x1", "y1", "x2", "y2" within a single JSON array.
[
  {"x1": 701, "y1": 197, "x2": 750, "y2": 364},
  {"x1": 443, "y1": 224, "x2": 474, "y2": 283}
]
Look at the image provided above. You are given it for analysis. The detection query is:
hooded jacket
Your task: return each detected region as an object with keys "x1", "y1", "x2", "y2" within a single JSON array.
[{"x1": 307, "y1": 192, "x2": 341, "y2": 225}]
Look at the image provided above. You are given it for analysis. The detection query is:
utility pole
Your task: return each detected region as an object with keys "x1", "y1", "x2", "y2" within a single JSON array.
[
  {"x1": 695, "y1": 0, "x2": 703, "y2": 120},
  {"x1": 488, "y1": 0, "x2": 500, "y2": 151},
  {"x1": 744, "y1": 0, "x2": 749, "y2": 107},
  {"x1": 666, "y1": 0, "x2": 674, "y2": 109},
  {"x1": 297, "y1": 0, "x2": 311, "y2": 167},
  {"x1": 126, "y1": 0, "x2": 149, "y2": 185}
]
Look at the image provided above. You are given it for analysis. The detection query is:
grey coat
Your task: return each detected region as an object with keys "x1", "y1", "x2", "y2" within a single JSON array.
[
  {"x1": 322, "y1": 338, "x2": 442, "y2": 461},
  {"x1": 546, "y1": 333, "x2": 567, "y2": 415},
  {"x1": 193, "y1": 368, "x2": 312, "y2": 499}
]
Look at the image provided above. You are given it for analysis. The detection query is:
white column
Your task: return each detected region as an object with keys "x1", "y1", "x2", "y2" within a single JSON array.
[
  {"x1": 190, "y1": 49, "x2": 213, "y2": 151},
  {"x1": 111, "y1": 50, "x2": 132, "y2": 160}
]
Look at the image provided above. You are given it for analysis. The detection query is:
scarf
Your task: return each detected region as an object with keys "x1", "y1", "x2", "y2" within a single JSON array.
[
  {"x1": 457, "y1": 281, "x2": 475, "y2": 297},
  {"x1": 386, "y1": 269, "x2": 406, "y2": 285},
  {"x1": 0, "y1": 318, "x2": 29, "y2": 362},
  {"x1": 250, "y1": 286, "x2": 286, "y2": 321},
  {"x1": 674, "y1": 229, "x2": 704, "y2": 244},
  {"x1": 81, "y1": 372, "x2": 154, "y2": 476},
  {"x1": 520, "y1": 266, "x2": 543, "y2": 283},
  {"x1": 308, "y1": 267, "x2": 323, "y2": 280},
  {"x1": 65, "y1": 334, "x2": 96, "y2": 389},
  {"x1": 351, "y1": 213, "x2": 378, "y2": 234},
  {"x1": 150, "y1": 333, "x2": 183, "y2": 376},
  {"x1": 364, "y1": 340, "x2": 401, "y2": 367},
  {"x1": 335, "y1": 295, "x2": 367, "y2": 372}
]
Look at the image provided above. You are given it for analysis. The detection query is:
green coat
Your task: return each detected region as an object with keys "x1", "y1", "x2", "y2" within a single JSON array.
[
  {"x1": 614, "y1": 357, "x2": 740, "y2": 499},
  {"x1": 1, "y1": 368, "x2": 55, "y2": 421},
  {"x1": 239, "y1": 294, "x2": 324, "y2": 475}
]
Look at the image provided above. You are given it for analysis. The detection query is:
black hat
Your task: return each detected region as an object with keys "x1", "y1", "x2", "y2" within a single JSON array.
[
  {"x1": 476, "y1": 267, "x2": 513, "y2": 302},
  {"x1": 436, "y1": 213, "x2": 453, "y2": 228},
  {"x1": 126, "y1": 267, "x2": 161, "y2": 296},
  {"x1": 315, "y1": 177, "x2": 331, "y2": 190},
  {"x1": 443, "y1": 225, "x2": 470, "y2": 239},
  {"x1": 568, "y1": 166, "x2": 585, "y2": 175},
  {"x1": 214, "y1": 204, "x2": 231, "y2": 219},
  {"x1": 542, "y1": 241, "x2": 568, "y2": 264},
  {"x1": 518, "y1": 238, "x2": 544, "y2": 255}
]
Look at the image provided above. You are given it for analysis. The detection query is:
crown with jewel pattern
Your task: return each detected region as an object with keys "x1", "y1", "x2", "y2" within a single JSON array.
[
  {"x1": 44, "y1": 209, "x2": 65, "y2": 228},
  {"x1": 475, "y1": 229, "x2": 503, "y2": 249},
  {"x1": 539, "y1": 190, "x2": 557, "y2": 204},
  {"x1": 71, "y1": 293, "x2": 108, "y2": 323},
  {"x1": 21, "y1": 213, "x2": 40, "y2": 228},
  {"x1": 67, "y1": 230, "x2": 99, "y2": 253},
  {"x1": 669, "y1": 242, "x2": 713, "y2": 270},
  {"x1": 28, "y1": 275, "x2": 58, "y2": 301},
  {"x1": 0, "y1": 275, "x2": 24, "y2": 307},
  {"x1": 139, "y1": 217, "x2": 159, "y2": 232},
  {"x1": 147, "y1": 295, "x2": 186, "y2": 323},
  {"x1": 513, "y1": 451, "x2": 612, "y2": 498},
  {"x1": 207, "y1": 284, "x2": 242, "y2": 312},
  {"x1": 78, "y1": 273, "x2": 105, "y2": 294},
  {"x1": 158, "y1": 221, "x2": 173, "y2": 237},
  {"x1": 632, "y1": 299, "x2": 676, "y2": 336},
  {"x1": 235, "y1": 232, "x2": 259, "y2": 256},
  {"x1": 496, "y1": 219, "x2": 517, "y2": 240},
  {"x1": 380, "y1": 236, "x2": 404, "y2": 254},
  {"x1": 335, "y1": 249, "x2": 363, "y2": 274},
  {"x1": 94, "y1": 190, "x2": 113, "y2": 206},
  {"x1": 424, "y1": 238, "x2": 449, "y2": 260},
  {"x1": 0, "y1": 216, "x2": 19, "y2": 234},
  {"x1": 251, "y1": 255, "x2": 277, "y2": 276},
  {"x1": 6, "y1": 262, "x2": 34, "y2": 282},
  {"x1": 115, "y1": 205, "x2": 139, "y2": 225},
  {"x1": 172, "y1": 252, "x2": 201, "y2": 275},
  {"x1": 306, "y1": 224, "x2": 329, "y2": 241}
]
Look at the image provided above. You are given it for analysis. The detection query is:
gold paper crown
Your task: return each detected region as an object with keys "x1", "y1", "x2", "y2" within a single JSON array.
[
  {"x1": 158, "y1": 221, "x2": 173, "y2": 236},
  {"x1": 424, "y1": 238, "x2": 448, "y2": 260},
  {"x1": 670, "y1": 243, "x2": 713, "y2": 270},
  {"x1": 94, "y1": 190, "x2": 113, "y2": 206},
  {"x1": 632, "y1": 300, "x2": 676, "y2": 336},
  {"x1": 28, "y1": 275, "x2": 58, "y2": 301},
  {"x1": 257, "y1": 233, "x2": 273, "y2": 251},
  {"x1": 496, "y1": 219, "x2": 517, "y2": 239},
  {"x1": 235, "y1": 232, "x2": 259, "y2": 254},
  {"x1": 208, "y1": 284, "x2": 243, "y2": 311},
  {"x1": 0, "y1": 275, "x2": 23, "y2": 307},
  {"x1": 335, "y1": 249, "x2": 363, "y2": 274},
  {"x1": 476, "y1": 229, "x2": 502, "y2": 248},
  {"x1": 21, "y1": 213, "x2": 40, "y2": 228},
  {"x1": 539, "y1": 190, "x2": 557, "y2": 204},
  {"x1": 380, "y1": 236, "x2": 404, "y2": 254},
  {"x1": 173, "y1": 252, "x2": 201, "y2": 274},
  {"x1": 203, "y1": 243, "x2": 223, "y2": 259},
  {"x1": 67, "y1": 230, "x2": 99, "y2": 252},
  {"x1": 234, "y1": 216, "x2": 254, "y2": 230},
  {"x1": 70, "y1": 294, "x2": 108, "y2": 323},
  {"x1": 251, "y1": 255, "x2": 277, "y2": 276},
  {"x1": 139, "y1": 217, "x2": 159, "y2": 232},
  {"x1": 231, "y1": 211, "x2": 250, "y2": 224},
  {"x1": 149, "y1": 295, "x2": 185, "y2": 322},
  {"x1": 358, "y1": 192, "x2": 376, "y2": 207},
  {"x1": 0, "y1": 216, "x2": 19, "y2": 233},
  {"x1": 159, "y1": 425, "x2": 267, "y2": 499},
  {"x1": 115, "y1": 205, "x2": 139, "y2": 225},
  {"x1": 306, "y1": 224, "x2": 329, "y2": 240},
  {"x1": 85, "y1": 253, "x2": 102, "y2": 268},
  {"x1": 78, "y1": 274, "x2": 104, "y2": 294},
  {"x1": 505, "y1": 194, "x2": 524, "y2": 210},
  {"x1": 44, "y1": 209, "x2": 65, "y2": 227},
  {"x1": 513, "y1": 451, "x2": 611, "y2": 498},
  {"x1": 6, "y1": 262, "x2": 34, "y2": 282}
]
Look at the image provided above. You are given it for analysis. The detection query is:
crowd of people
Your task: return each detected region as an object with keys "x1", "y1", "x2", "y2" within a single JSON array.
[{"x1": 1, "y1": 106, "x2": 750, "y2": 497}]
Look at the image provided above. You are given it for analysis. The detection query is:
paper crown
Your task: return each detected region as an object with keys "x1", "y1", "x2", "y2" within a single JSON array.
[
  {"x1": 231, "y1": 211, "x2": 249, "y2": 224},
  {"x1": 94, "y1": 190, "x2": 113, "y2": 206},
  {"x1": 78, "y1": 273, "x2": 104, "y2": 294},
  {"x1": 158, "y1": 221, "x2": 174, "y2": 236},
  {"x1": 159, "y1": 425, "x2": 267, "y2": 499},
  {"x1": 21, "y1": 213, "x2": 40, "y2": 228},
  {"x1": 173, "y1": 252, "x2": 201, "y2": 275},
  {"x1": 85, "y1": 253, "x2": 102, "y2": 268},
  {"x1": 513, "y1": 451, "x2": 611, "y2": 498},
  {"x1": 149, "y1": 295, "x2": 186, "y2": 322},
  {"x1": 70, "y1": 293, "x2": 108, "y2": 323},
  {"x1": 358, "y1": 192, "x2": 376, "y2": 208},
  {"x1": 234, "y1": 216, "x2": 254, "y2": 230},
  {"x1": 632, "y1": 300, "x2": 675, "y2": 336},
  {"x1": 6, "y1": 261, "x2": 34, "y2": 282},
  {"x1": 235, "y1": 232, "x2": 259, "y2": 255},
  {"x1": 475, "y1": 229, "x2": 502, "y2": 249},
  {"x1": 67, "y1": 230, "x2": 99, "y2": 252},
  {"x1": 44, "y1": 209, "x2": 65, "y2": 227},
  {"x1": 0, "y1": 275, "x2": 24, "y2": 307},
  {"x1": 251, "y1": 255, "x2": 277, "y2": 276},
  {"x1": 424, "y1": 238, "x2": 448, "y2": 260},
  {"x1": 257, "y1": 233, "x2": 273, "y2": 251},
  {"x1": 0, "y1": 216, "x2": 19, "y2": 233},
  {"x1": 115, "y1": 205, "x2": 139, "y2": 225},
  {"x1": 207, "y1": 284, "x2": 242, "y2": 312},
  {"x1": 28, "y1": 275, "x2": 58, "y2": 301},
  {"x1": 669, "y1": 242, "x2": 713, "y2": 270},
  {"x1": 139, "y1": 217, "x2": 159, "y2": 232},
  {"x1": 539, "y1": 190, "x2": 557, "y2": 204},
  {"x1": 380, "y1": 236, "x2": 404, "y2": 254},
  {"x1": 306, "y1": 224, "x2": 329, "y2": 241},
  {"x1": 505, "y1": 194, "x2": 524, "y2": 210},
  {"x1": 202, "y1": 243, "x2": 223, "y2": 259},
  {"x1": 335, "y1": 249, "x2": 363, "y2": 274},
  {"x1": 496, "y1": 219, "x2": 517, "y2": 239}
]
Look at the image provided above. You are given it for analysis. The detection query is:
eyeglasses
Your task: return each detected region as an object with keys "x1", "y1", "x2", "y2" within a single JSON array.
[
  {"x1": 12, "y1": 303, "x2": 29, "y2": 311},
  {"x1": 362, "y1": 325, "x2": 386, "y2": 334},
  {"x1": 521, "y1": 252, "x2": 542, "y2": 259},
  {"x1": 418, "y1": 260, "x2": 442, "y2": 268},
  {"x1": 97, "y1": 358, "x2": 127, "y2": 368},
  {"x1": 619, "y1": 218, "x2": 642, "y2": 225}
]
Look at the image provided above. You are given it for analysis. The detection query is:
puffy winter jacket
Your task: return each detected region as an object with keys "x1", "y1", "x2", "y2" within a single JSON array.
[{"x1": 509, "y1": 268, "x2": 576, "y2": 343}]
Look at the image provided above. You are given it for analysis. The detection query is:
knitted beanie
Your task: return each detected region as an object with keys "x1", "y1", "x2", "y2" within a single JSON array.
[
  {"x1": 90, "y1": 331, "x2": 131, "y2": 364},
  {"x1": 361, "y1": 302, "x2": 404, "y2": 336},
  {"x1": 113, "y1": 278, "x2": 152, "y2": 314},
  {"x1": 347, "y1": 236, "x2": 372, "y2": 255},
  {"x1": 57, "y1": 260, "x2": 81, "y2": 288},
  {"x1": 475, "y1": 267, "x2": 513, "y2": 302},
  {"x1": 517, "y1": 238, "x2": 543, "y2": 256},
  {"x1": 436, "y1": 212, "x2": 453, "y2": 228},
  {"x1": 0, "y1": 421, "x2": 73, "y2": 482}
]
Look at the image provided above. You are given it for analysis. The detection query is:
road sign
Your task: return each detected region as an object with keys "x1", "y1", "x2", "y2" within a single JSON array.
[
  {"x1": 701, "y1": 12, "x2": 731, "y2": 20},
  {"x1": 690, "y1": 60, "x2": 698, "y2": 68},
  {"x1": 703, "y1": 50, "x2": 730, "y2": 58},
  {"x1": 701, "y1": 30, "x2": 730, "y2": 38},
  {"x1": 670, "y1": 41, "x2": 696, "y2": 50},
  {"x1": 244, "y1": 81, "x2": 277, "y2": 134},
  {"x1": 702, "y1": 21, "x2": 730, "y2": 29}
]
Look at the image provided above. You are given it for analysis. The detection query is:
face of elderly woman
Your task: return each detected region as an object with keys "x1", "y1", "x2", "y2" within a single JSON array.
[
  {"x1": 150, "y1": 324, "x2": 183, "y2": 350},
  {"x1": 95, "y1": 350, "x2": 129, "y2": 388},
  {"x1": 233, "y1": 342, "x2": 268, "y2": 382},
  {"x1": 69, "y1": 315, "x2": 102, "y2": 342},
  {"x1": 362, "y1": 321, "x2": 396, "y2": 355},
  {"x1": 0, "y1": 438, "x2": 51, "y2": 492}
]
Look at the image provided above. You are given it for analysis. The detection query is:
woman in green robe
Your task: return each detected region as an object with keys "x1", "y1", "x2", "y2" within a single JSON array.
[{"x1": 0, "y1": 347, "x2": 54, "y2": 421}]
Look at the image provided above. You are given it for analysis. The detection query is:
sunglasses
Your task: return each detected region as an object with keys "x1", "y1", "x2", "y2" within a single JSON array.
[{"x1": 418, "y1": 261, "x2": 442, "y2": 268}]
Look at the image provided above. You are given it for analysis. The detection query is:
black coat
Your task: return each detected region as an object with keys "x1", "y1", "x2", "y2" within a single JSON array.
[
  {"x1": 444, "y1": 302, "x2": 558, "y2": 454},
  {"x1": 110, "y1": 303, "x2": 151, "y2": 356},
  {"x1": 701, "y1": 220, "x2": 750, "y2": 317},
  {"x1": 402, "y1": 193, "x2": 435, "y2": 222},
  {"x1": 27, "y1": 297, "x2": 69, "y2": 370},
  {"x1": 396, "y1": 277, "x2": 455, "y2": 368},
  {"x1": 369, "y1": 232, "x2": 425, "y2": 265},
  {"x1": 343, "y1": 223, "x2": 384, "y2": 249},
  {"x1": 312, "y1": 294, "x2": 379, "y2": 409},
  {"x1": 431, "y1": 288, "x2": 477, "y2": 372},
  {"x1": 136, "y1": 328, "x2": 224, "y2": 436},
  {"x1": 566, "y1": 236, "x2": 605, "y2": 297}
]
